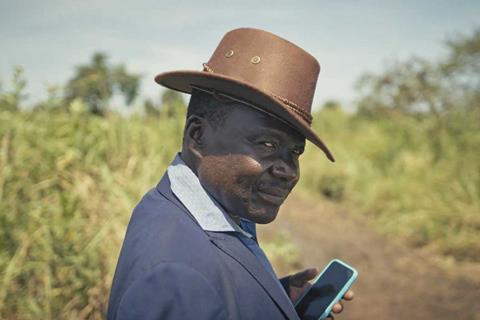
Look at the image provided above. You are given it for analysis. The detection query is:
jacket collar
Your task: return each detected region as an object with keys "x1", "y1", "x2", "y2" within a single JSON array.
[
  {"x1": 156, "y1": 173, "x2": 299, "y2": 320},
  {"x1": 167, "y1": 154, "x2": 252, "y2": 238}
]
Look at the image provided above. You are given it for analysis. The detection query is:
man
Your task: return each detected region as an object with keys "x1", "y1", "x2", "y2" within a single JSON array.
[{"x1": 108, "y1": 28, "x2": 353, "y2": 319}]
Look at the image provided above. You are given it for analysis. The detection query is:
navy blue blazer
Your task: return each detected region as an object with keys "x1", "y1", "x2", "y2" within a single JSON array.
[{"x1": 107, "y1": 174, "x2": 300, "y2": 320}]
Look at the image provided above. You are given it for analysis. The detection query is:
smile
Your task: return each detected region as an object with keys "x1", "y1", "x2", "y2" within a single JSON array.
[{"x1": 256, "y1": 187, "x2": 289, "y2": 205}]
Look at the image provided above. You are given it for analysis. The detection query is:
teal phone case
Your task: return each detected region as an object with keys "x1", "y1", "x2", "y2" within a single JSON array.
[{"x1": 294, "y1": 259, "x2": 358, "y2": 320}]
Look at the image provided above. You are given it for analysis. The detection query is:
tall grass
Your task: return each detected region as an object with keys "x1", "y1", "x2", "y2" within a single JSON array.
[
  {"x1": 300, "y1": 107, "x2": 480, "y2": 262},
  {"x1": 0, "y1": 104, "x2": 478, "y2": 318},
  {"x1": 0, "y1": 108, "x2": 182, "y2": 319}
]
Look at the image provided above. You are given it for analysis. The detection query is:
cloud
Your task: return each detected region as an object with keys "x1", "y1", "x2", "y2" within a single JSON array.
[{"x1": 1, "y1": 0, "x2": 479, "y2": 109}]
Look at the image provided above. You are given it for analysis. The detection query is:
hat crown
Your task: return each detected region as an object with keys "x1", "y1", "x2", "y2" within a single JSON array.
[
  {"x1": 205, "y1": 28, "x2": 320, "y2": 116},
  {"x1": 153, "y1": 27, "x2": 335, "y2": 162}
]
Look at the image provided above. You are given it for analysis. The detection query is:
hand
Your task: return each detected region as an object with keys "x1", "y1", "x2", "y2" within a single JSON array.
[
  {"x1": 288, "y1": 267, "x2": 318, "y2": 303},
  {"x1": 288, "y1": 267, "x2": 355, "y2": 319},
  {"x1": 328, "y1": 289, "x2": 354, "y2": 319}
]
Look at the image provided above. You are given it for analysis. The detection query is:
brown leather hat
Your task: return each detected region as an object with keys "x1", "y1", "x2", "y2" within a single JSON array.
[{"x1": 155, "y1": 27, "x2": 334, "y2": 162}]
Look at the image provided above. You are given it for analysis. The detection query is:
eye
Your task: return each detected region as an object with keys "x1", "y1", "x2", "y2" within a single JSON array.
[
  {"x1": 292, "y1": 146, "x2": 305, "y2": 156},
  {"x1": 255, "y1": 140, "x2": 278, "y2": 152},
  {"x1": 262, "y1": 141, "x2": 276, "y2": 148}
]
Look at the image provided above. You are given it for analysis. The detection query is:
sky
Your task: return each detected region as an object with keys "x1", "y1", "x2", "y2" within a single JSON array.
[{"x1": 1, "y1": 0, "x2": 479, "y2": 111}]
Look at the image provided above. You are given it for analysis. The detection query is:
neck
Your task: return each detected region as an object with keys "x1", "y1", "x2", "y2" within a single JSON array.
[{"x1": 179, "y1": 151, "x2": 199, "y2": 176}]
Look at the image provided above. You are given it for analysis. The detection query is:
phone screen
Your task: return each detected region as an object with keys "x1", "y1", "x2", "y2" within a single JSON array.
[{"x1": 295, "y1": 261, "x2": 354, "y2": 319}]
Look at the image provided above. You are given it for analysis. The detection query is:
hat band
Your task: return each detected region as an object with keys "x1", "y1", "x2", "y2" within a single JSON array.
[{"x1": 202, "y1": 63, "x2": 313, "y2": 125}]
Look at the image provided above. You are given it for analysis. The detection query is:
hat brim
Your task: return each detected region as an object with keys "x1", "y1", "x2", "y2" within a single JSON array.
[{"x1": 154, "y1": 70, "x2": 334, "y2": 162}]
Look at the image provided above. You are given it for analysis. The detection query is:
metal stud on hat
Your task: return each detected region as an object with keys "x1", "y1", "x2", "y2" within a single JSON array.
[
  {"x1": 154, "y1": 27, "x2": 335, "y2": 162},
  {"x1": 251, "y1": 56, "x2": 261, "y2": 64}
]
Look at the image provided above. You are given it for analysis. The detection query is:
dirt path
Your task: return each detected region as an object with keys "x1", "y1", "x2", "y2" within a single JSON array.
[{"x1": 258, "y1": 192, "x2": 480, "y2": 320}]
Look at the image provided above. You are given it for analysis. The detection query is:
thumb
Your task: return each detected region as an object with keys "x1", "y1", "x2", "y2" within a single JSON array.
[{"x1": 290, "y1": 267, "x2": 318, "y2": 286}]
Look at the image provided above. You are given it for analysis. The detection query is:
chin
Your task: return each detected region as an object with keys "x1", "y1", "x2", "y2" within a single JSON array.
[{"x1": 248, "y1": 206, "x2": 280, "y2": 224}]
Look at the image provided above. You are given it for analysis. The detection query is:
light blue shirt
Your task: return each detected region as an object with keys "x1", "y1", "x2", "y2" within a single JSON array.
[{"x1": 167, "y1": 154, "x2": 279, "y2": 279}]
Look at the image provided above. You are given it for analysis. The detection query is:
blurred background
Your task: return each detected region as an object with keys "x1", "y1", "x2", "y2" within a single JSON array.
[{"x1": 1, "y1": 1, "x2": 479, "y2": 319}]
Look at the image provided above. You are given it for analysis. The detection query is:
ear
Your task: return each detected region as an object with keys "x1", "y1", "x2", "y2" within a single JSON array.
[{"x1": 183, "y1": 115, "x2": 207, "y2": 160}]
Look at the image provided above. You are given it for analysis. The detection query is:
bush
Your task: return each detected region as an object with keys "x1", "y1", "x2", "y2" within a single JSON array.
[
  {"x1": 300, "y1": 107, "x2": 480, "y2": 262},
  {"x1": 0, "y1": 103, "x2": 478, "y2": 318},
  {"x1": 0, "y1": 109, "x2": 182, "y2": 319}
]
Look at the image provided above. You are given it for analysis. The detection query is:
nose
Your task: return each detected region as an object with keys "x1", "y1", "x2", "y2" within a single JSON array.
[{"x1": 271, "y1": 157, "x2": 299, "y2": 182}]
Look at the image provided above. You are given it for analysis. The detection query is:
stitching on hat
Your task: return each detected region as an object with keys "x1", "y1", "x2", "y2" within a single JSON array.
[
  {"x1": 270, "y1": 93, "x2": 312, "y2": 124},
  {"x1": 202, "y1": 63, "x2": 312, "y2": 124}
]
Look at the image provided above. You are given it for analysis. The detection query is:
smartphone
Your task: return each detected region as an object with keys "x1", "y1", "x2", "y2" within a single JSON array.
[{"x1": 294, "y1": 259, "x2": 358, "y2": 320}]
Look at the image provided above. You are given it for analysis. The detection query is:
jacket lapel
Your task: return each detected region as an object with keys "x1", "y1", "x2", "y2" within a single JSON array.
[
  {"x1": 208, "y1": 231, "x2": 299, "y2": 320},
  {"x1": 156, "y1": 174, "x2": 299, "y2": 320}
]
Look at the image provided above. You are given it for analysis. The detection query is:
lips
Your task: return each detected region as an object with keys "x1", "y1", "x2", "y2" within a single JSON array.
[{"x1": 256, "y1": 185, "x2": 290, "y2": 205}]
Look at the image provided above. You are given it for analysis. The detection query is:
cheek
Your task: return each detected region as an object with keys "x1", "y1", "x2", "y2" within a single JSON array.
[{"x1": 198, "y1": 154, "x2": 263, "y2": 198}]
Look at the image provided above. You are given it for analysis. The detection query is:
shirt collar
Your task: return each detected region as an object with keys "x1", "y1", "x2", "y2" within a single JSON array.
[{"x1": 167, "y1": 153, "x2": 253, "y2": 238}]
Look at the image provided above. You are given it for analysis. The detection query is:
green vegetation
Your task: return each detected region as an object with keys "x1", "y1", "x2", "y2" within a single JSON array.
[
  {"x1": 300, "y1": 106, "x2": 480, "y2": 261},
  {"x1": 64, "y1": 53, "x2": 140, "y2": 115},
  {"x1": 301, "y1": 29, "x2": 480, "y2": 262},
  {"x1": 0, "y1": 106, "x2": 184, "y2": 319},
  {"x1": 262, "y1": 232, "x2": 301, "y2": 274},
  {"x1": 0, "y1": 29, "x2": 478, "y2": 319}
]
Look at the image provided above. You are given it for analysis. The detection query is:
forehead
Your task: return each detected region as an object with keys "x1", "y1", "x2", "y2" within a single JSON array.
[{"x1": 222, "y1": 103, "x2": 305, "y2": 143}]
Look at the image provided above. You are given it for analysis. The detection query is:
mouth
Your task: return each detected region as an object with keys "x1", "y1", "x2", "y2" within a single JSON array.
[{"x1": 256, "y1": 186, "x2": 289, "y2": 206}]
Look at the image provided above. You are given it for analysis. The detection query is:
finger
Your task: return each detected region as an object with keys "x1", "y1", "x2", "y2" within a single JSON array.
[
  {"x1": 290, "y1": 268, "x2": 318, "y2": 286},
  {"x1": 331, "y1": 301, "x2": 343, "y2": 314},
  {"x1": 294, "y1": 267, "x2": 318, "y2": 280},
  {"x1": 343, "y1": 290, "x2": 355, "y2": 300},
  {"x1": 326, "y1": 314, "x2": 335, "y2": 320}
]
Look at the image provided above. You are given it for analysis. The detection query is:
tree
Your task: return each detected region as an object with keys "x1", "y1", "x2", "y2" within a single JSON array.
[
  {"x1": 159, "y1": 89, "x2": 186, "y2": 119},
  {"x1": 322, "y1": 100, "x2": 342, "y2": 111},
  {"x1": 64, "y1": 53, "x2": 140, "y2": 115},
  {"x1": 143, "y1": 98, "x2": 160, "y2": 117},
  {"x1": 355, "y1": 28, "x2": 479, "y2": 118},
  {"x1": 34, "y1": 85, "x2": 64, "y2": 112},
  {"x1": 441, "y1": 28, "x2": 480, "y2": 110},
  {"x1": 0, "y1": 66, "x2": 28, "y2": 111},
  {"x1": 354, "y1": 28, "x2": 480, "y2": 161}
]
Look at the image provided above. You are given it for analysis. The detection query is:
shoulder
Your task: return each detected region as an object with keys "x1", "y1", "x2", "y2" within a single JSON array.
[
  {"x1": 110, "y1": 181, "x2": 224, "y2": 287},
  {"x1": 109, "y1": 186, "x2": 227, "y2": 318},
  {"x1": 121, "y1": 185, "x2": 213, "y2": 269},
  {"x1": 127, "y1": 186, "x2": 188, "y2": 233}
]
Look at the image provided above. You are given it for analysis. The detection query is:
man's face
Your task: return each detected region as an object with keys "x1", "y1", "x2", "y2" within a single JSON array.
[{"x1": 197, "y1": 104, "x2": 305, "y2": 224}]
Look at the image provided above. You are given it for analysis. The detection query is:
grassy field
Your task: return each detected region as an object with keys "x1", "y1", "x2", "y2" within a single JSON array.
[
  {"x1": 301, "y1": 106, "x2": 480, "y2": 261},
  {"x1": 0, "y1": 108, "x2": 183, "y2": 319},
  {"x1": 0, "y1": 104, "x2": 479, "y2": 319}
]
